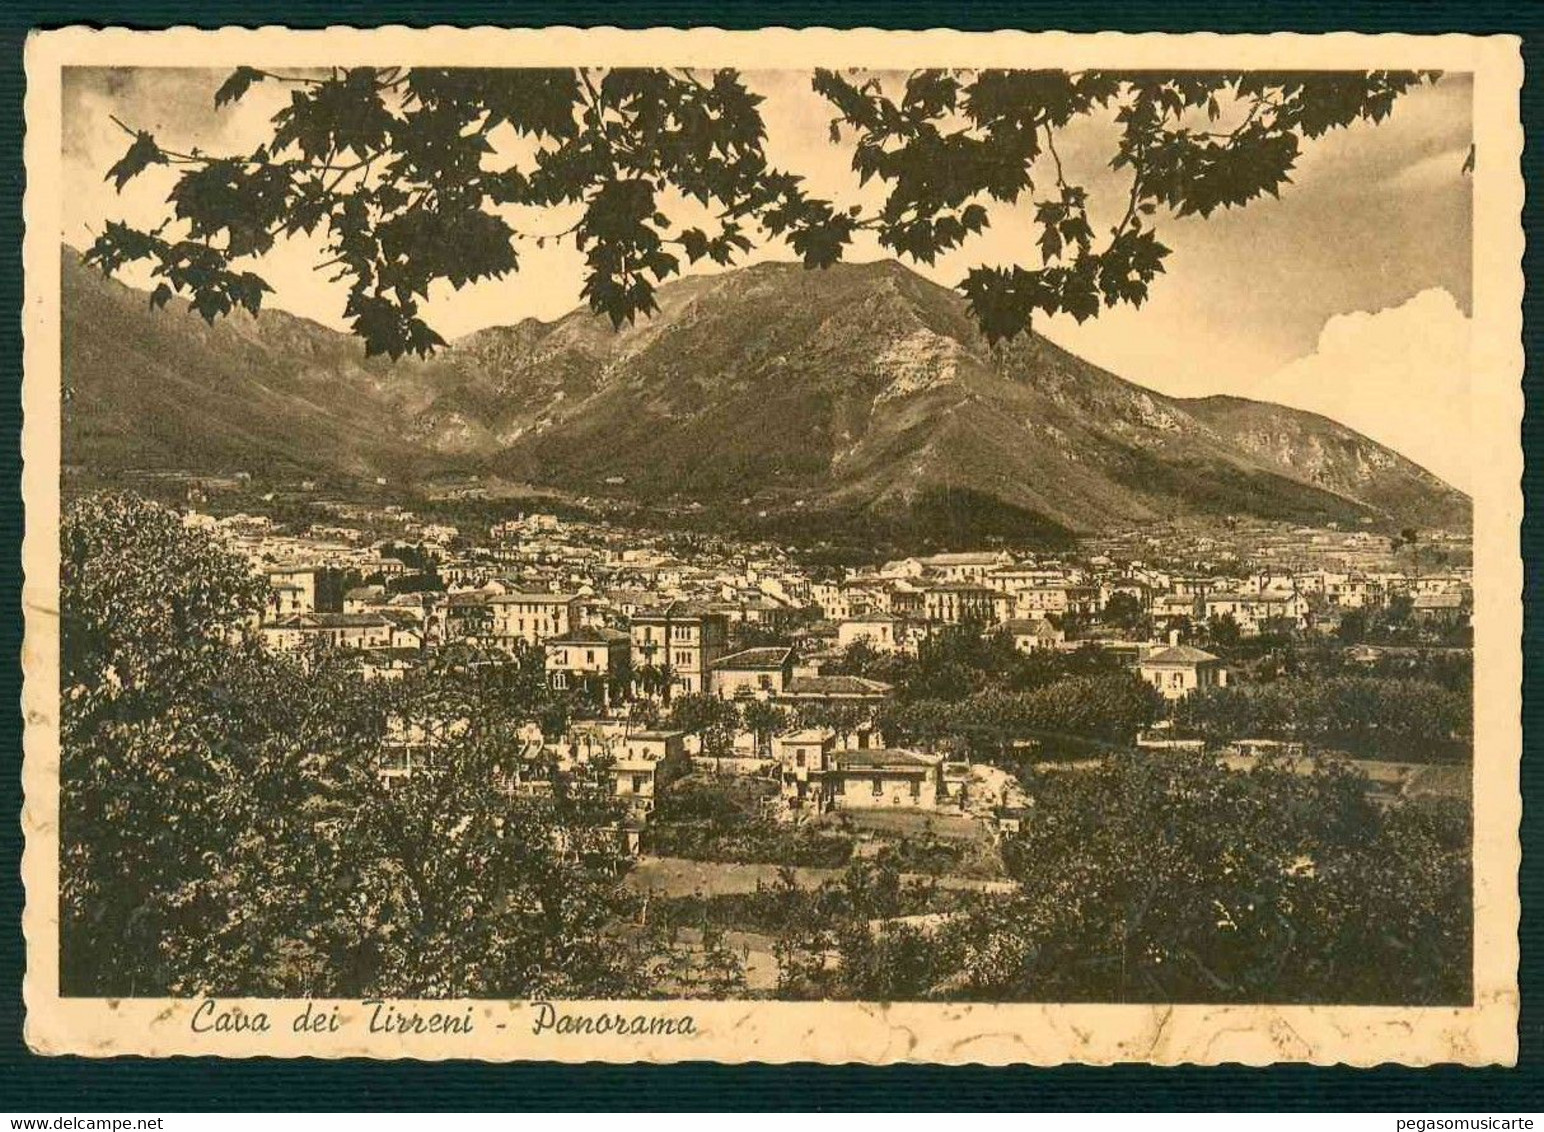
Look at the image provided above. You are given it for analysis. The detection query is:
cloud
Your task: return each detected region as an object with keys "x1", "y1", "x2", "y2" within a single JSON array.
[
  {"x1": 1255, "y1": 289, "x2": 1471, "y2": 492},
  {"x1": 1386, "y1": 145, "x2": 1472, "y2": 193}
]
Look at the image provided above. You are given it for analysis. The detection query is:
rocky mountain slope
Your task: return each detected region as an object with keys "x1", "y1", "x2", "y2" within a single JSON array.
[
  {"x1": 60, "y1": 248, "x2": 1470, "y2": 539},
  {"x1": 1182, "y1": 394, "x2": 1469, "y2": 531}
]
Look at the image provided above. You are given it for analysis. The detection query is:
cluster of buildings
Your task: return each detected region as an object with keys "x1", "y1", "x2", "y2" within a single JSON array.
[
  {"x1": 814, "y1": 549, "x2": 1471, "y2": 647},
  {"x1": 184, "y1": 500, "x2": 1472, "y2": 836}
]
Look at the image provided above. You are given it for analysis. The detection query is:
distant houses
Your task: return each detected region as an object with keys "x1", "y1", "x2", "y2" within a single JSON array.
[
  {"x1": 1004, "y1": 618, "x2": 1066, "y2": 653},
  {"x1": 629, "y1": 601, "x2": 730, "y2": 698},
  {"x1": 266, "y1": 565, "x2": 316, "y2": 617},
  {"x1": 488, "y1": 592, "x2": 581, "y2": 650},
  {"x1": 545, "y1": 626, "x2": 631, "y2": 703},
  {"x1": 916, "y1": 550, "x2": 1012, "y2": 582},
  {"x1": 835, "y1": 611, "x2": 901, "y2": 653},
  {"x1": 1202, "y1": 590, "x2": 1309, "y2": 636},
  {"x1": 922, "y1": 583, "x2": 1003, "y2": 625},
  {"x1": 774, "y1": 729, "x2": 945, "y2": 815},
  {"x1": 262, "y1": 611, "x2": 396, "y2": 652},
  {"x1": 1412, "y1": 591, "x2": 1468, "y2": 625},
  {"x1": 709, "y1": 646, "x2": 795, "y2": 699},
  {"x1": 1138, "y1": 643, "x2": 1229, "y2": 701},
  {"x1": 218, "y1": 497, "x2": 1470, "y2": 849}
]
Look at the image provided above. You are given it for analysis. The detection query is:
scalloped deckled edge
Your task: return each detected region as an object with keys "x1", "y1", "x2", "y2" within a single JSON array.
[{"x1": 19, "y1": 24, "x2": 1525, "y2": 1066}]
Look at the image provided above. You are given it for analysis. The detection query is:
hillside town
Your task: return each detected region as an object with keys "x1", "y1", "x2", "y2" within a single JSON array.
[
  {"x1": 164, "y1": 481, "x2": 1475, "y2": 861},
  {"x1": 45, "y1": 51, "x2": 1497, "y2": 1035}
]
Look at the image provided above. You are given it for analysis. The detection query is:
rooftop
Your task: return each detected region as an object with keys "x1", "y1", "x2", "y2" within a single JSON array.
[
  {"x1": 268, "y1": 612, "x2": 391, "y2": 629},
  {"x1": 547, "y1": 626, "x2": 631, "y2": 646},
  {"x1": 920, "y1": 552, "x2": 1007, "y2": 566},
  {"x1": 781, "y1": 674, "x2": 894, "y2": 698},
  {"x1": 1004, "y1": 618, "x2": 1063, "y2": 635},
  {"x1": 631, "y1": 599, "x2": 723, "y2": 622},
  {"x1": 779, "y1": 728, "x2": 834, "y2": 744},
  {"x1": 1141, "y1": 645, "x2": 1222, "y2": 666},
  {"x1": 712, "y1": 646, "x2": 794, "y2": 670},
  {"x1": 831, "y1": 748, "x2": 940, "y2": 772},
  {"x1": 702, "y1": 598, "x2": 786, "y2": 613}
]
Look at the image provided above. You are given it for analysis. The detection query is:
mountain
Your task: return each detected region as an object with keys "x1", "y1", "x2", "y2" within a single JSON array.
[
  {"x1": 60, "y1": 247, "x2": 498, "y2": 477},
  {"x1": 60, "y1": 248, "x2": 1470, "y2": 540},
  {"x1": 1181, "y1": 395, "x2": 1470, "y2": 532}
]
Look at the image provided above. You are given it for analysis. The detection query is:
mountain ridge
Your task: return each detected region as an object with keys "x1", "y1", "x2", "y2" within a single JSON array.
[{"x1": 60, "y1": 247, "x2": 1470, "y2": 538}]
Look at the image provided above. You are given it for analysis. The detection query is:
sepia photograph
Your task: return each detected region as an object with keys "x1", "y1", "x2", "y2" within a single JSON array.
[{"x1": 19, "y1": 26, "x2": 1523, "y2": 1064}]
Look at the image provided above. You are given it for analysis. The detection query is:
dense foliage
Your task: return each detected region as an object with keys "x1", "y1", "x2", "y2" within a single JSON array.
[
  {"x1": 666, "y1": 693, "x2": 743, "y2": 759},
  {"x1": 650, "y1": 868, "x2": 961, "y2": 939},
  {"x1": 829, "y1": 620, "x2": 1162, "y2": 758},
  {"x1": 58, "y1": 492, "x2": 1472, "y2": 1005},
  {"x1": 763, "y1": 752, "x2": 1470, "y2": 1004},
  {"x1": 882, "y1": 676, "x2": 1163, "y2": 758},
  {"x1": 648, "y1": 777, "x2": 855, "y2": 868},
  {"x1": 1174, "y1": 675, "x2": 1472, "y2": 763},
  {"x1": 59, "y1": 493, "x2": 686, "y2": 997},
  {"x1": 939, "y1": 751, "x2": 1471, "y2": 1003},
  {"x1": 86, "y1": 66, "x2": 1432, "y2": 355},
  {"x1": 838, "y1": 620, "x2": 1131, "y2": 698},
  {"x1": 1337, "y1": 595, "x2": 1473, "y2": 649}
]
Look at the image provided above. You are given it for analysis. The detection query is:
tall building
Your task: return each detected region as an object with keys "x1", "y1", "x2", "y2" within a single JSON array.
[
  {"x1": 629, "y1": 601, "x2": 730, "y2": 698},
  {"x1": 487, "y1": 592, "x2": 580, "y2": 649}
]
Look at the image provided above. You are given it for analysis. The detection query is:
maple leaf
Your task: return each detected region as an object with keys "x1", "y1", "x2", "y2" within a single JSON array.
[{"x1": 105, "y1": 131, "x2": 166, "y2": 192}]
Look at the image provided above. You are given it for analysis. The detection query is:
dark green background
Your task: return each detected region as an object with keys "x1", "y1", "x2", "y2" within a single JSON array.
[{"x1": 1, "y1": 1, "x2": 1539, "y2": 1110}]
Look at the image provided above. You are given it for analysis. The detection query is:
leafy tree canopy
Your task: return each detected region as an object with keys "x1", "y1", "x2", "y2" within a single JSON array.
[
  {"x1": 86, "y1": 66, "x2": 1433, "y2": 356},
  {"x1": 59, "y1": 492, "x2": 665, "y2": 998},
  {"x1": 947, "y1": 750, "x2": 1470, "y2": 1004}
]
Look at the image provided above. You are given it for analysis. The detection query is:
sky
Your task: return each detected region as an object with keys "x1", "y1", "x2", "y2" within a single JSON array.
[{"x1": 61, "y1": 67, "x2": 1475, "y2": 490}]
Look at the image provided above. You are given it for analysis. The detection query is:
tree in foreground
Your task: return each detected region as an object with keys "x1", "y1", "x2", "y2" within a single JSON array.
[
  {"x1": 86, "y1": 67, "x2": 1433, "y2": 356},
  {"x1": 61, "y1": 492, "x2": 276, "y2": 993},
  {"x1": 59, "y1": 492, "x2": 661, "y2": 998},
  {"x1": 938, "y1": 750, "x2": 1470, "y2": 1004},
  {"x1": 753, "y1": 750, "x2": 1468, "y2": 1005}
]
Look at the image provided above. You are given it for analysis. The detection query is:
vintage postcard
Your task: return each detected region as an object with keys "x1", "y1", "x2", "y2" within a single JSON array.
[{"x1": 20, "y1": 26, "x2": 1523, "y2": 1064}]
